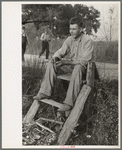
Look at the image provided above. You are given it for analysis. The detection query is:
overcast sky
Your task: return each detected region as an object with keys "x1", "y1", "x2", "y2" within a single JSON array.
[{"x1": 77, "y1": 2, "x2": 119, "y2": 41}]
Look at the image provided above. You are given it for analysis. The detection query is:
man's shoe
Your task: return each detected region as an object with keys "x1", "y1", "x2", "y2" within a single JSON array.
[
  {"x1": 33, "y1": 93, "x2": 49, "y2": 100},
  {"x1": 58, "y1": 104, "x2": 72, "y2": 112}
]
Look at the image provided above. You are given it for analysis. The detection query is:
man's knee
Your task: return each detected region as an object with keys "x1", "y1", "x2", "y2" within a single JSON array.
[{"x1": 73, "y1": 64, "x2": 85, "y2": 73}]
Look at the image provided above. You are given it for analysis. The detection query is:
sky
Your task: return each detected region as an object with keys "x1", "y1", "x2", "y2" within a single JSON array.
[{"x1": 77, "y1": 2, "x2": 119, "y2": 41}]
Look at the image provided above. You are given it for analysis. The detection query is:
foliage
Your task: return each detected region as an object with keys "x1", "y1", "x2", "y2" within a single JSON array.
[
  {"x1": 22, "y1": 4, "x2": 101, "y2": 35},
  {"x1": 74, "y1": 4, "x2": 100, "y2": 34},
  {"x1": 67, "y1": 80, "x2": 118, "y2": 145}
]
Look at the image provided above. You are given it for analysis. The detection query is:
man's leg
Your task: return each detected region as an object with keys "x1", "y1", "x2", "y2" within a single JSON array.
[
  {"x1": 34, "y1": 60, "x2": 57, "y2": 99},
  {"x1": 46, "y1": 43, "x2": 49, "y2": 59},
  {"x1": 63, "y1": 64, "x2": 85, "y2": 107},
  {"x1": 39, "y1": 48, "x2": 45, "y2": 58},
  {"x1": 39, "y1": 41, "x2": 45, "y2": 58}
]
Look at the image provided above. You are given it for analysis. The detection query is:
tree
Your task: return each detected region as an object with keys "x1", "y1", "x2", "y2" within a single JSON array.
[
  {"x1": 22, "y1": 4, "x2": 101, "y2": 36},
  {"x1": 98, "y1": 5, "x2": 118, "y2": 41},
  {"x1": 74, "y1": 4, "x2": 100, "y2": 34}
]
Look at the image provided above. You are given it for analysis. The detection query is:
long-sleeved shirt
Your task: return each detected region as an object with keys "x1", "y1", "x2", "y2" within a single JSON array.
[
  {"x1": 53, "y1": 33, "x2": 94, "y2": 68},
  {"x1": 40, "y1": 32, "x2": 50, "y2": 42}
]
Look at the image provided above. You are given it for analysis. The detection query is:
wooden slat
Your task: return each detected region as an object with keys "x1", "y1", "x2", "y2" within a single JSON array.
[
  {"x1": 36, "y1": 117, "x2": 64, "y2": 125},
  {"x1": 57, "y1": 73, "x2": 71, "y2": 81},
  {"x1": 40, "y1": 99, "x2": 64, "y2": 108},
  {"x1": 58, "y1": 84, "x2": 91, "y2": 145},
  {"x1": 86, "y1": 62, "x2": 95, "y2": 87},
  {"x1": 23, "y1": 100, "x2": 40, "y2": 123},
  {"x1": 35, "y1": 122, "x2": 54, "y2": 133},
  {"x1": 85, "y1": 62, "x2": 95, "y2": 117},
  {"x1": 23, "y1": 99, "x2": 63, "y2": 124}
]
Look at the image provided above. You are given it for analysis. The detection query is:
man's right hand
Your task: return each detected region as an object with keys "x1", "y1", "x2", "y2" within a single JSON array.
[{"x1": 51, "y1": 57, "x2": 60, "y2": 63}]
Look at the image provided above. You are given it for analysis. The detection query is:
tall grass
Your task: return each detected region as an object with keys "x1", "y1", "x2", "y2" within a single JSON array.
[
  {"x1": 94, "y1": 41, "x2": 118, "y2": 63},
  {"x1": 22, "y1": 63, "x2": 118, "y2": 145},
  {"x1": 22, "y1": 58, "x2": 46, "y2": 116},
  {"x1": 26, "y1": 35, "x2": 118, "y2": 64},
  {"x1": 22, "y1": 54, "x2": 118, "y2": 145},
  {"x1": 25, "y1": 23, "x2": 118, "y2": 64}
]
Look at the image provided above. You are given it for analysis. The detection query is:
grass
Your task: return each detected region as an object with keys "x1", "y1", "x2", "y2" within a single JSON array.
[
  {"x1": 94, "y1": 41, "x2": 118, "y2": 64},
  {"x1": 22, "y1": 60, "x2": 118, "y2": 145},
  {"x1": 25, "y1": 33, "x2": 118, "y2": 64},
  {"x1": 22, "y1": 29, "x2": 118, "y2": 145}
]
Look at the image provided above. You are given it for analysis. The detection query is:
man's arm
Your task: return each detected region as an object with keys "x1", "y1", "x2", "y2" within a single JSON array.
[
  {"x1": 79, "y1": 38, "x2": 94, "y2": 68},
  {"x1": 26, "y1": 34, "x2": 30, "y2": 44},
  {"x1": 55, "y1": 37, "x2": 94, "y2": 68},
  {"x1": 58, "y1": 60, "x2": 80, "y2": 65},
  {"x1": 55, "y1": 60, "x2": 84, "y2": 69},
  {"x1": 40, "y1": 33, "x2": 45, "y2": 41},
  {"x1": 53, "y1": 37, "x2": 70, "y2": 59}
]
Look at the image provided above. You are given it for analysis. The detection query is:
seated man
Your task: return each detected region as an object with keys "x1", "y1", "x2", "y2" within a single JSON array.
[{"x1": 33, "y1": 17, "x2": 94, "y2": 112}]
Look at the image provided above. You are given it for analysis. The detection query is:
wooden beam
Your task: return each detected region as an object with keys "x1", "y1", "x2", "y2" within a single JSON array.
[
  {"x1": 57, "y1": 73, "x2": 71, "y2": 81},
  {"x1": 22, "y1": 20, "x2": 49, "y2": 25},
  {"x1": 35, "y1": 122, "x2": 54, "y2": 133},
  {"x1": 23, "y1": 100, "x2": 40, "y2": 124},
  {"x1": 85, "y1": 62, "x2": 95, "y2": 117},
  {"x1": 40, "y1": 99, "x2": 64, "y2": 108},
  {"x1": 36, "y1": 117, "x2": 64, "y2": 125},
  {"x1": 58, "y1": 84, "x2": 91, "y2": 145},
  {"x1": 86, "y1": 62, "x2": 95, "y2": 87},
  {"x1": 24, "y1": 54, "x2": 118, "y2": 80}
]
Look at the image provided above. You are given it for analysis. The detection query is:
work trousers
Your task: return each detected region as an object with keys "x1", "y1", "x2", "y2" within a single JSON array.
[
  {"x1": 37, "y1": 60, "x2": 85, "y2": 107},
  {"x1": 39, "y1": 41, "x2": 49, "y2": 59}
]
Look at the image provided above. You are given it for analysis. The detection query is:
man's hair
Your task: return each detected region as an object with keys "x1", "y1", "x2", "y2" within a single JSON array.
[{"x1": 70, "y1": 17, "x2": 84, "y2": 28}]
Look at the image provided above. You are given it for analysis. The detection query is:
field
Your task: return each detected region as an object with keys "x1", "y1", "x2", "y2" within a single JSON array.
[
  {"x1": 22, "y1": 33, "x2": 118, "y2": 145},
  {"x1": 26, "y1": 36, "x2": 118, "y2": 64}
]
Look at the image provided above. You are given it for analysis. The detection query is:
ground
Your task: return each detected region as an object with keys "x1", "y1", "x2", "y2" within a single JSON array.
[{"x1": 22, "y1": 61, "x2": 118, "y2": 145}]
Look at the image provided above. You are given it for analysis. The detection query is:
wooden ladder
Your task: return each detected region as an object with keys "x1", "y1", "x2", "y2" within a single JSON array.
[
  {"x1": 23, "y1": 62, "x2": 95, "y2": 144},
  {"x1": 58, "y1": 62, "x2": 95, "y2": 144}
]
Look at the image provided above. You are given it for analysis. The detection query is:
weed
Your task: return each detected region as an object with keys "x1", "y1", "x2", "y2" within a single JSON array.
[{"x1": 22, "y1": 62, "x2": 118, "y2": 145}]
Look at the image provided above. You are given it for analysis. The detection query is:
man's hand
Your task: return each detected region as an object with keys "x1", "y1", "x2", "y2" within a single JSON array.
[
  {"x1": 51, "y1": 57, "x2": 60, "y2": 63},
  {"x1": 55, "y1": 61, "x2": 64, "y2": 68}
]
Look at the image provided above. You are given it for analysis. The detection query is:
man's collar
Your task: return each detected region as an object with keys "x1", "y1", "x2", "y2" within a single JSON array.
[{"x1": 73, "y1": 33, "x2": 83, "y2": 42}]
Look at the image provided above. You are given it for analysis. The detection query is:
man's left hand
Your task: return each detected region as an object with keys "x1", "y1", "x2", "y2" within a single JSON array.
[{"x1": 55, "y1": 61, "x2": 64, "y2": 68}]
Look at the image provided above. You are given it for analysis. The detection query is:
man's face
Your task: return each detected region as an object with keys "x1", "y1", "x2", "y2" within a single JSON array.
[{"x1": 69, "y1": 24, "x2": 82, "y2": 39}]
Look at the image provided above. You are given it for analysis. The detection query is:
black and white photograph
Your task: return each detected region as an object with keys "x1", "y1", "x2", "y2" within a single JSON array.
[{"x1": 2, "y1": 1, "x2": 121, "y2": 149}]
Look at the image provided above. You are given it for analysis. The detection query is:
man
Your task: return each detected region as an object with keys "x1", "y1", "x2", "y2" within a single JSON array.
[
  {"x1": 22, "y1": 26, "x2": 29, "y2": 62},
  {"x1": 39, "y1": 29, "x2": 51, "y2": 59},
  {"x1": 34, "y1": 17, "x2": 94, "y2": 112}
]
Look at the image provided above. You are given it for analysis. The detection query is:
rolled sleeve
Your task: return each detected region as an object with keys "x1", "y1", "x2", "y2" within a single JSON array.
[
  {"x1": 79, "y1": 38, "x2": 94, "y2": 68},
  {"x1": 40, "y1": 33, "x2": 45, "y2": 41}
]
